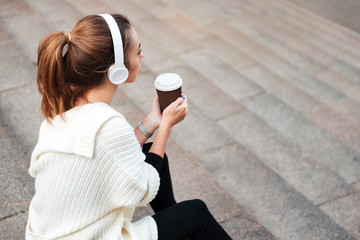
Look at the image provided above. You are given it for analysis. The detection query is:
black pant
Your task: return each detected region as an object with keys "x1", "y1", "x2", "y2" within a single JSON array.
[{"x1": 143, "y1": 143, "x2": 232, "y2": 240}]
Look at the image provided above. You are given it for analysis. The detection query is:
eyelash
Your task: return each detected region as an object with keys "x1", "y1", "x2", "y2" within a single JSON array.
[{"x1": 137, "y1": 48, "x2": 142, "y2": 56}]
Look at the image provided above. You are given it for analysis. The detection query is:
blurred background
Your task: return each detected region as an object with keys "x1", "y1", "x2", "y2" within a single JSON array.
[{"x1": 1, "y1": 0, "x2": 360, "y2": 239}]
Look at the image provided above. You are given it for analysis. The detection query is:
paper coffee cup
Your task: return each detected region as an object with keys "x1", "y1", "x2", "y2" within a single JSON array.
[{"x1": 154, "y1": 73, "x2": 183, "y2": 112}]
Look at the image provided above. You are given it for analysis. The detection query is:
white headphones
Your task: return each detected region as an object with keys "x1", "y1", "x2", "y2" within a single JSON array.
[{"x1": 98, "y1": 14, "x2": 129, "y2": 85}]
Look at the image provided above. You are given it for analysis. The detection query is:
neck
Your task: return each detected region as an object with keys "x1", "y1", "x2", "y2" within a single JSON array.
[{"x1": 74, "y1": 80, "x2": 118, "y2": 107}]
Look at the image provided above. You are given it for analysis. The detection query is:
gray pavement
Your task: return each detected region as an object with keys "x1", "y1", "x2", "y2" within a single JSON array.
[
  {"x1": 1, "y1": 0, "x2": 360, "y2": 239},
  {"x1": 288, "y1": 0, "x2": 360, "y2": 34}
]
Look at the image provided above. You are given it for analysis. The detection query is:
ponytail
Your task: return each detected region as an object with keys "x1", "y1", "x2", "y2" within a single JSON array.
[{"x1": 37, "y1": 32, "x2": 72, "y2": 121}]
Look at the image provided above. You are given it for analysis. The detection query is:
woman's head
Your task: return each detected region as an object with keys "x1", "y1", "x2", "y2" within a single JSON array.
[{"x1": 37, "y1": 14, "x2": 142, "y2": 121}]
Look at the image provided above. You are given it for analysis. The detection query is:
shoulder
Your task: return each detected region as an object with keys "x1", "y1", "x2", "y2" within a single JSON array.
[
  {"x1": 76, "y1": 102, "x2": 125, "y2": 123},
  {"x1": 64, "y1": 102, "x2": 126, "y2": 138},
  {"x1": 39, "y1": 102, "x2": 124, "y2": 131},
  {"x1": 96, "y1": 113, "x2": 140, "y2": 153}
]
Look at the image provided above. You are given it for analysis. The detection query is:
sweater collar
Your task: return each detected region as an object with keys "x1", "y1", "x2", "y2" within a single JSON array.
[{"x1": 31, "y1": 102, "x2": 121, "y2": 168}]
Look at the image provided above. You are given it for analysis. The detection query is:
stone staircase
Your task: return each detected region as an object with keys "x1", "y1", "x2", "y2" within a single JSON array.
[{"x1": 1, "y1": 0, "x2": 360, "y2": 239}]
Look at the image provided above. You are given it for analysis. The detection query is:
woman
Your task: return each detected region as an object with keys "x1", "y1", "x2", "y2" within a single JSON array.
[{"x1": 26, "y1": 13, "x2": 232, "y2": 240}]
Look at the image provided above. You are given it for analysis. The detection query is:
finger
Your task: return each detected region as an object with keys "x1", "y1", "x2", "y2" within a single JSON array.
[
  {"x1": 181, "y1": 94, "x2": 188, "y2": 104},
  {"x1": 176, "y1": 103, "x2": 188, "y2": 114},
  {"x1": 178, "y1": 98, "x2": 188, "y2": 109},
  {"x1": 171, "y1": 97, "x2": 185, "y2": 107}
]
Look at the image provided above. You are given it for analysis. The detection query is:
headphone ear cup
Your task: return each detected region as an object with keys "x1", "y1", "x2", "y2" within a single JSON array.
[{"x1": 107, "y1": 65, "x2": 129, "y2": 85}]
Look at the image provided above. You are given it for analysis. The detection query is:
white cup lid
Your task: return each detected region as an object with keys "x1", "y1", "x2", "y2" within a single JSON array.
[{"x1": 154, "y1": 73, "x2": 183, "y2": 91}]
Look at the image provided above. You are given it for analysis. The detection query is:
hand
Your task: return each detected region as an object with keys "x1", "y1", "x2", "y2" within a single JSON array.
[
  {"x1": 161, "y1": 94, "x2": 188, "y2": 128},
  {"x1": 148, "y1": 94, "x2": 188, "y2": 158}
]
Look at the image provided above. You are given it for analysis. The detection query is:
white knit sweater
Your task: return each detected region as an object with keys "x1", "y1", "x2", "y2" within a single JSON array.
[{"x1": 26, "y1": 102, "x2": 160, "y2": 240}]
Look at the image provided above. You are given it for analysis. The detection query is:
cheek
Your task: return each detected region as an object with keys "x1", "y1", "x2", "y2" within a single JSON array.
[
  {"x1": 129, "y1": 58, "x2": 141, "y2": 72},
  {"x1": 128, "y1": 57, "x2": 137, "y2": 68},
  {"x1": 126, "y1": 59, "x2": 140, "y2": 82}
]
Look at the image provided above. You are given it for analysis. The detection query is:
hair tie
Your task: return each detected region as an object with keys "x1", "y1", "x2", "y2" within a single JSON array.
[{"x1": 67, "y1": 33, "x2": 71, "y2": 43}]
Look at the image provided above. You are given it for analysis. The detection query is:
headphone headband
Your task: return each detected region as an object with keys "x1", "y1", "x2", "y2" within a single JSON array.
[{"x1": 98, "y1": 14, "x2": 128, "y2": 84}]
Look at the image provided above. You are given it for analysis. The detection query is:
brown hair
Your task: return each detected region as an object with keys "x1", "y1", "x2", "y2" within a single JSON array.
[{"x1": 37, "y1": 14, "x2": 132, "y2": 122}]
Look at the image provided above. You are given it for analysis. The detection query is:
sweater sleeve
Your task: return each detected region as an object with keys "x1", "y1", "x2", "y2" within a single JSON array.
[{"x1": 96, "y1": 116, "x2": 160, "y2": 208}]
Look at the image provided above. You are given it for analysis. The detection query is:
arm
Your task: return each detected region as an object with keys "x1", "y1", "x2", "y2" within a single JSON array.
[
  {"x1": 134, "y1": 114, "x2": 159, "y2": 147},
  {"x1": 134, "y1": 97, "x2": 162, "y2": 147},
  {"x1": 96, "y1": 116, "x2": 160, "y2": 207},
  {"x1": 148, "y1": 121, "x2": 172, "y2": 158}
]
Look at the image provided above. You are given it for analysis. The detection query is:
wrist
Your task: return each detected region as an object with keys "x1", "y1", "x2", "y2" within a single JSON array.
[
  {"x1": 137, "y1": 121, "x2": 154, "y2": 138},
  {"x1": 143, "y1": 114, "x2": 160, "y2": 133},
  {"x1": 159, "y1": 120, "x2": 172, "y2": 132}
]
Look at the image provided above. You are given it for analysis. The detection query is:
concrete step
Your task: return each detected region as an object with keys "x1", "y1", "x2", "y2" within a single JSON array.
[
  {"x1": 208, "y1": 21, "x2": 285, "y2": 67},
  {"x1": 0, "y1": 83, "x2": 43, "y2": 159},
  {"x1": 240, "y1": 65, "x2": 360, "y2": 153},
  {"x1": 165, "y1": 0, "x2": 349, "y2": 74},
  {"x1": 179, "y1": 49, "x2": 265, "y2": 102},
  {"x1": 182, "y1": 45, "x2": 360, "y2": 143},
  {"x1": 208, "y1": 6, "x2": 327, "y2": 76},
  {"x1": 154, "y1": 0, "x2": 231, "y2": 25},
  {"x1": 130, "y1": 31, "x2": 186, "y2": 73},
  {"x1": 270, "y1": 62, "x2": 346, "y2": 105},
  {"x1": 217, "y1": 111, "x2": 354, "y2": 206},
  {"x1": 225, "y1": 5, "x2": 337, "y2": 66},
  {"x1": 241, "y1": 93, "x2": 360, "y2": 184},
  {"x1": 135, "y1": 1, "x2": 212, "y2": 41},
  {"x1": 320, "y1": 191, "x2": 360, "y2": 239},
  {"x1": 202, "y1": 140, "x2": 355, "y2": 240},
  {"x1": 165, "y1": 0, "x2": 360, "y2": 107},
  {"x1": 273, "y1": 0, "x2": 360, "y2": 56},
  {"x1": 225, "y1": 8, "x2": 332, "y2": 73},
  {"x1": 330, "y1": 98, "x2": 360, "y2": 126},
  {"x1": 0, "y1": 116, "x2": 34, "y2": 220},
  {"x1": 328, "y1": 61, "x2": 360, "y2": 85},
  {"x1": 245, "y1": 0, "x2": 360, "y2": 68},
  {"x1": 198, "y1": 34, "x2": 256, "y2": 71},
  {"x1": 239, "y1": 0, "x2": 360, "y2": 58},
  {"x1": 240, "y1": 64, "x2": 319, "y2": 113},
  {"x1": 0, "y1": 0, "x2": 53, "y2": 62},
  {"x1": 206, "y1": 21, "x2": 347, "y2": 106},
  {"x1": 24, "y1": 0, "x2": 83, "y2": 32},
  {"x1": 0, "y1": 27, "x2": 42, "y2": 157},
  {"x1": 101, "y1": 0, "x2": 199, "y2": 55},
  {"x1": 305, "y1": 104, "x2": 360, "y2": 154},
  {"x1": 224, "y1": 0, "x2": 360, "y2": 69},
  {"x1": 316, "y1": 69, "x2": 360, "y2": 105},
  {"x1": 0, "y1": 212, "x2": 28, "y2": 240},
  {"x1": 0, "y1": 29, "x2": 36, "y2": 92},
  {"x1": 191, "y1": 19, "x2": 360, "y2": 142}
]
